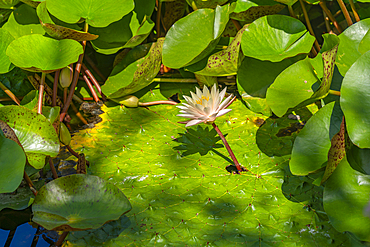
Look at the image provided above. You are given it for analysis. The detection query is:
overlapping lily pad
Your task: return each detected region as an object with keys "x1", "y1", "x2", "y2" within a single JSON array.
[
  {"x1": 0, "y1": 105, "x2": 59, "y2": 169},
  {"x1": 0, "y1": 28, "x2": 14, "y2": 74},
  {"x1": 162, "y1": 4, "x2": 233, "y2": 68},
  {"x1": 241, "y1": 15, "x2": 315, "y2": 62},
  {"x1": 70, "y1": 90, "x2": 350, "y2": 246},
  {"x1": 32, "y1": 174, "x2": 132, "y2": 231}
]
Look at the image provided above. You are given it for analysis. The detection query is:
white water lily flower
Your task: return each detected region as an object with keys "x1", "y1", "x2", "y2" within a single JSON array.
[{"x1": 177, "y1": 84, "x2": 234, "y2": 127}]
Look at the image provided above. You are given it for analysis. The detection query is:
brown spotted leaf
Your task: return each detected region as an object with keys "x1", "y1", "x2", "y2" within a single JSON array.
[
  {"x1": 321, "y1": 117, "x2": 346, "y2": 184},
  {"x1": 230, "y1": 5, "x2": 285, "y2": 22},
  {"x1": 162, "y1": 0, "x2": 187, "y2": 31},
  {"x1": 106, "y1": 38, "x2": 164, "y2": 101},
  {"x1": 0, "y1": 120, "x2": 23, "y2": 149},
  {"x1": 41, "y1": 22, "x2": 99, "y2": 41},
  {"x1": 186, "y1": 24, "x2": 246, "y2": 76}
]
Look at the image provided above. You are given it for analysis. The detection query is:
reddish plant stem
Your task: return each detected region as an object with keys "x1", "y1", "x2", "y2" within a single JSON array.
[
  {"x1": 139, "y1": 100, "x2": 178, "y2": 106},
  {"x1": 231, "y1": 19, "x2": 242, "y2": 30},
  {"x1": 82, "y1": 70, "x2": 100, "y2": 102},
  {"x1": 67, "y1": 145, "x2": 80, "y2": 159},
  {"x1": 52, "y1": 70, "x2": 60, "y2": 106},
  {"x1": 0, "y1": 81, "x2": 21, "y2": 105},
  {"x1": 60, "y1": 43, "x2": 86, "y2": 121},
  {"x1": 349, "y1": 0, "x2": 360, "y2": 22},
  {"x1": 60, "y1": 24, "x2": 88, "y2": 121},
  {"x1": 319, "y1": 1, "x2": 343, "y2": 33},
  {"x1": 82, "y1": 64, "x2": 106, "y2": 101},
  {"x1": 212, "y1": 122, "x2": 242, "y2": 172},
  {"x1": 37, "y1": 73, "x2": 46, "y2": 114},
  {"x1": 337, "y1": 0, "x2": 353, "y2": 26},
  {"x1": 24, "y1": 171, "x2": 37, "y2": 196},
  {"x1": 299, "y1": 0, "x2": 321, "y2": 53},
  {"x1": 48, "y1": 157, "x2": 58, "y2": 179},
  {"x1": 55, "y1": 232, "x2": 68, "y2": 247},
  {"x1": 63, "y1": 88, "x2": 68, "y2": 104},
  {"x1": 84, "y1": 55, "x2": 106, "y2": 81}
]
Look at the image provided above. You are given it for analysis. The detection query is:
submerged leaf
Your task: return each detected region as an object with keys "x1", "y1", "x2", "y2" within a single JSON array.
[{"x1": 32, "y1": 174, "x2": 132, "y2": 231}]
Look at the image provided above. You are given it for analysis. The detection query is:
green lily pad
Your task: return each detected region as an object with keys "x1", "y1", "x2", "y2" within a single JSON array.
[
  {"x1": 346, "y1": 142, "x2": 370, "y2": 175},
  {"x1": 336, "y1": 18, "x2": 370, "y2": 76},
  {"x1": 241, "y1": 15, "x2": 315, "y2": 62},
  {"x1": 341, "y1": 50, "x2": 370, "y2": 148},
  {"x1": 266, "y1": 57, "x2": 320, "y2": 117},
  {"x1": 32, "y1": 174, "x2": 132, "y2": 231},
  {"x1": 162, "y1": 4, "x2": 233, "y2": 69},
  {"x1": 0, "y1": 67, "x2": 34, "y2": 99},
  {"x1": 0, "y1": 129, "x2": 26, "y2": 193},
  {"x1": 69, "y1": 90, "x2": 351, "y2": 246},
  {"x1": 46, "y1": 0, "x2": 134, "y2": 28},
  {"x1": 2, "y1": 4, "x2": 45, "y2": 39},
  {"x1": 289, "y1": 102, "x2": 342, "y2": 175},
  {"x1": 0, "y1": 105, "x2": 60, "y2": 169},
  {"x1": 0, "y1": 28, "x2": 14, "y2": 74},
  {"x1": 237, "y1": 55, "x2": 304, "y2": 98},
  {"x1": 105, "y1": 38, "x2": 164, "y2": 101},
  {"x1": 6, "y1": 34, "x2": 83, "y2": 72},
  {"x1": 324, "y1": 158, "x2": 370, "y2": 242}
]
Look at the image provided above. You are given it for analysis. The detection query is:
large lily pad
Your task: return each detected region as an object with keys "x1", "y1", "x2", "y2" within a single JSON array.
[
  {"x1": 0, "y1": 28, "x2": 14, "y2": 74},
  {"x1": 6, "y1": 34, "x2": 83, "y2": 72},
  {"x1": 46, "y1": 0, "x2": 134, "y2": 28},
  {"x1": 324, "y1": 158, "x2": 370, "y2": 242},
  {"x1": 0, "y1": 129, "x2": 26, "y2": 193},
  {"x1": 241, "y1": 15, "x2": 315, "y2": 62},
  {"x1": 266, "y1": 57, "x2": 320, "y2": 117},
  {"x1": 0, "y1": 105, "x2": 59, "y2": 169},
  {"x1": 341, "y1": 50, "x2": 370, "y2": 149},
  {"x1": 162, "y1": 4, "x2": 233, "y2": 68},
  {"x1": 289, "y1": 102, "x2": 342, "y2": 175},
  {"x1": 69, "y1": 90, "x2": 351, "y2": 246},
  {"x1": 336, "y1": 18, "x2": 370, "y2": 76},
  {"x1": 32, "y1": 174, "x2": 132, "y2": 231}
]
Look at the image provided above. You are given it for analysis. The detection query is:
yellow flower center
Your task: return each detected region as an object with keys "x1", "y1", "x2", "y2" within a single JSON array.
[{"x1": 195, "y1": 95, "x2": 209, "y2": 105}]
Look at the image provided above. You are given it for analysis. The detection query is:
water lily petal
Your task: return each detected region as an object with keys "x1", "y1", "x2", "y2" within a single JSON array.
[
  {"x1": 195, "y1": 87, "x2": 203, "y2": 99},
  {"x1": 218, "y1": 94, "x2": 233, "y2": 110},
  {"x1": 177, "y1": 114, "x2": 198, "y2": 118},
  {"x1": 185, "y1": 119, "x2": 204, "y2": 127},
  {"x1": 216, "y1": 108, "x2": 232, "y2": 118},
  {"x1": 203, "y1": 85, "x2": 210, "y2": 100}
]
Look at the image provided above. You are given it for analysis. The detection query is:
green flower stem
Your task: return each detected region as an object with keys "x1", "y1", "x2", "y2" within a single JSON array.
[
  {"x1": 337, "y1": 0, "x2": 353, "y2": 26},
  {"x1": 299, "y1": 0, "x2": 321, "y2": 53},
  {"x1": 319, "y1": 1, "x2": 343, "y2": 33},
  {"x1": 0, "y1": 81, "x2": 20, "y2": 105},
  {"x1": 139, "y1": 101, "x2": 178, "y2": 106},
  {"x1": 52, "y1": 69, "x2": 60, "y2": 106},
  {"x1": 329, "y1": 90, "x2": 341, "y2": 96},
  {"x1": 37, "y1": 73, "x2": 46, "y2": 114},
  {"x1": 288, "y1": 5, "x2": 295, "y2": 18},
  {"x1": 212, "y1": 122, "x2": 243, "y2": 172},
  {"x1": 349, "y1": 0, "x2": 360, "y2": 22}
]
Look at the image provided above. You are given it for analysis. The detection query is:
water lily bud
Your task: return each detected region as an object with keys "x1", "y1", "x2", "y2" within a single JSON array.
[
  {"x1": 59, "y1": 66, "x2": 73, "y2": 88},
  {"x1": 120, "y1": 95, "x2": 139, "y2": 108},
  {"x1": 59, "y1": 122, "x2": 71, "y2": 145}
]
